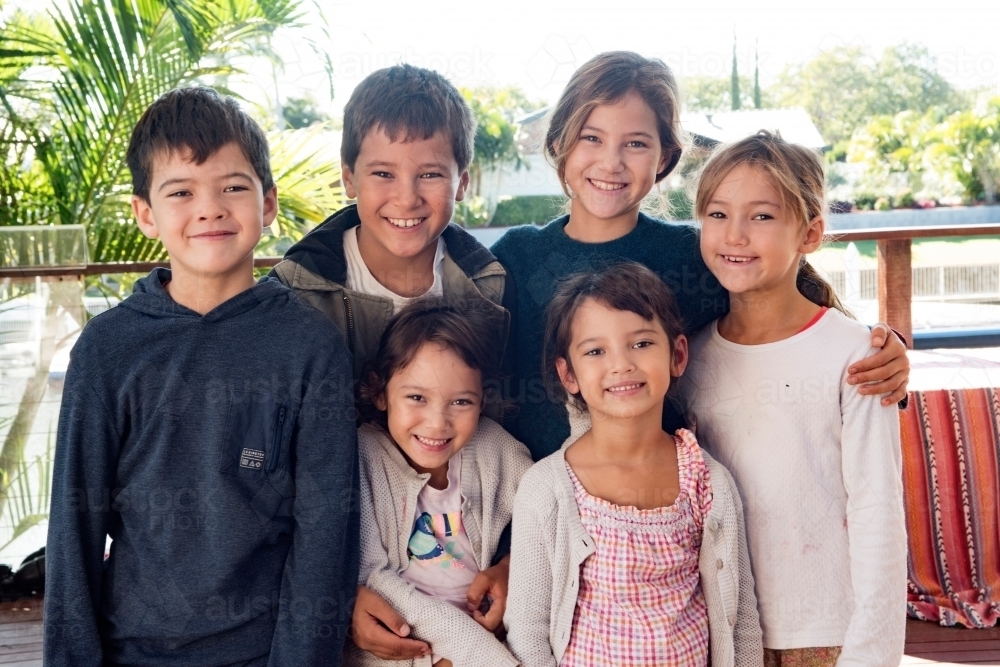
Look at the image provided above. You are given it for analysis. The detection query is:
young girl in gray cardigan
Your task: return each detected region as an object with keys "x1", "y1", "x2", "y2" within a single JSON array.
[
  {"x1": 344, "y1": 299, "x2": 533, "y2": 667},
  {"x1": 504, "y1": 263, "x2": 763, "y2": 667}
]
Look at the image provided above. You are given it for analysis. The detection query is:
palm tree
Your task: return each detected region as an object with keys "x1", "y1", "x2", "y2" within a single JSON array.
[{"x1": 0, "y1": 0, "x2": 344, "y2": 526}]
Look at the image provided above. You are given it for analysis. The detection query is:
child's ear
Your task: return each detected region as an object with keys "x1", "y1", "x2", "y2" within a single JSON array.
[
  {"x1": 799, "y1": 215, "x2": 825, "y2": 254},
  {"x1": 455, "y1": 170, "x2": 470, "y2": 202},
  {"x1": 656, "y1": 148, "x2": 669, "y2": 177},
  {"x1": 132, "y1": 195, "x2": 159, "y2": 239},
  {"x1": 670, "y1": 334, "x2": 689, "y2": 377},
  {"x1": 262, "y1": 185, "x2": 278, "y2": 229},
  {"x1": 342, "y1": 161, "x2": 359, "y2": 200},
  {"x1": 555, "y1": 357, "x2": 579, "y2": 396},
  {"x1": 373, "y1": 391, "x2": 387, "y2": 412}
]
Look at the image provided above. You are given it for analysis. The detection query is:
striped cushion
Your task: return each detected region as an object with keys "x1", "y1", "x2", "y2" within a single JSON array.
[{"x1": 901, "y1": 388, "x2": 1000, "y2": 628}]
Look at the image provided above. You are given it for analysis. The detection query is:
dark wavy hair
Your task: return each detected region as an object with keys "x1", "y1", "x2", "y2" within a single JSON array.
[
  {"x1": 358, "y1": 298, "x2": 503, "y2": 426},
  {"x1": 543, "y1": 261, "x2": 685, "y2": 408}
]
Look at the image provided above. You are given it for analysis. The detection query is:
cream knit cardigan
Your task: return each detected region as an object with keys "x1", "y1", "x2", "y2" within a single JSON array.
[
  {"x1": 504, "y1": 443, "x2": 763, "y2": 667},
  {"x1": 344, "y1": 418, "x2": 534, "y2": 667}
]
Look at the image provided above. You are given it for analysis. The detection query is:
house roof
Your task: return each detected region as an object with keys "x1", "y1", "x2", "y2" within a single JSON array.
[{"x1": 681, "y1": 107, "x2": 826, "y2": 149}]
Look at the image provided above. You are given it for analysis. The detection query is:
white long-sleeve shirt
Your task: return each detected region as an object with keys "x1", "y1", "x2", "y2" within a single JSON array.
[{"x1": 679, "y1": 309, "x2": 906, "y2": 666}]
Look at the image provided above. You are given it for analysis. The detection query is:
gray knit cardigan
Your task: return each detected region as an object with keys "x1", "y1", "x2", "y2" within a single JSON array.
[
  {"x1": 344, "y1": 418, "x2": 534, "y2": 667},
  {"x1": 504, "y1": 444, "x2": 764, "y2": 667}
]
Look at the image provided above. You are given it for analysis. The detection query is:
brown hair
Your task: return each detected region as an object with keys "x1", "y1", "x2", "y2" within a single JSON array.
[
  {"x1": 359, "y1": 298, "x2": 502, "y2": 425},
  {"x1": 545, "y1": 51, "x2": 686, "y2": 196},
  {"x1": 543, "y1": 261, "x2": 685, "y2": 407},
  {"x1": 341, "y1": 64, "x2": 476, "y2": 173},
  {"x1": 694, "y1": 130, "x2": 849, "y2": 314},
  {"x1": 126, "y1": 86, "x2": 273, "y2": 203}
]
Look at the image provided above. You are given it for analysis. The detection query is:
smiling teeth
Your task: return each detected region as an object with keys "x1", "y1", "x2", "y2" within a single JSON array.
[
  {"x1": 724, "y1": 256, "x2": 753, "y2": 263},
  {"x1": 415, "y1": 435, "x2": 448, "y2": 446},
  {"x1": 607, "y1": 383, "x2": 642, "y2": 393},
  {"x1": 590, "y1": 179, "x2": 626, "y2": 191},
  {"x1": 387, "y1": 218, "x2": 423, "y2": 228}
]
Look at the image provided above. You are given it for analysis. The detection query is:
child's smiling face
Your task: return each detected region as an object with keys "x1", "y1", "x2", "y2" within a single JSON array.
[
  {"x1": 132, "y1": 141, "x2": 275, "y2": 282},
  {"x1": 343, "y1": 128, "x2": 469, "y2": 277},
  {"x1": 378, "y1": 342, "x2": 483, "y2": 489},
  {"x1": 700, "y1": 164, "x2": 823, "y2": 297},
  {"x1": 563, "y1": 94, "x2": 667, "y2": 228},
  {"x1": 556, "y1": 298, "x2": 687, "y2": 422}
]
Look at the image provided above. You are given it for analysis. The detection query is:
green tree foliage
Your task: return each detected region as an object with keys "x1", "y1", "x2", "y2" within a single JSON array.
[
  {"x1": 682, "y1": 75, "x2": 765, "y2": 112},
  {"x1": 773, "y1": 43, "x2": 959, "y2": 147},
  {"x1": 456, "y1": 86, "x2": 542, "y2": 226},
  {"x1": 925, "y1": 100, "x2": 1000, "y2": 204},
  {"x1": 282, "y1": 94, "x2": 332, "y2": 129},
  {"x1": 462, "y1": 86, "x2": 540, "y2": 194},
  {"x1": 847, "y1": 100, "x2": 1000, "y2": 205}
]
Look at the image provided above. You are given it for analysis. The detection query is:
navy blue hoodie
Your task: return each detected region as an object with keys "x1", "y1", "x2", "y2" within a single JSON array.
[{"x1": 44, "y1": 269, "x2": 359, "y2": 667}]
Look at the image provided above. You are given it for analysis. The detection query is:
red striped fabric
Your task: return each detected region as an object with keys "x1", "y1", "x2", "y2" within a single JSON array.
[{"x1": 901, "y1": 388, "x2": 1000, "y2": 628}]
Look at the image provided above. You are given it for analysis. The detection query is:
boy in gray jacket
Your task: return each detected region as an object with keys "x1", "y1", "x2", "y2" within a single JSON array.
[{"x1": 269, "y1": 64, "x2": 515, "y2": 661}]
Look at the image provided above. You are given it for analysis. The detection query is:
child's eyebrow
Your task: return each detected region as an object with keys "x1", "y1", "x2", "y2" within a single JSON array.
[{"x1": 156, "y1": 172, "x2": 254, "y2": 192}]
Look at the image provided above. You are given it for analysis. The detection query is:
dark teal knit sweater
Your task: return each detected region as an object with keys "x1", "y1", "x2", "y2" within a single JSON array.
[{"x1": 491, "y1": 213, "x2": 729, "y2": 461}]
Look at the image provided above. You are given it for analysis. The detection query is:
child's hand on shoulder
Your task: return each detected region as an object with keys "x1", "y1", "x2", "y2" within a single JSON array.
[{"x1": 848, "y1": 323, "x2": 910, "y2": 405}]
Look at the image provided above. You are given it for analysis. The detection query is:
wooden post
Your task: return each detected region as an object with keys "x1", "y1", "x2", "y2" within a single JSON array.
[{"x1": 877, "y1": 239, "x2": 912, "y2": 348}]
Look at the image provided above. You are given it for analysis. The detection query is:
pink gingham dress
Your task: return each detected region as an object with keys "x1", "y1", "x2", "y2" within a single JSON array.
[{"x1": 561, "y1": 429, "x2": 713, "y2": 667}]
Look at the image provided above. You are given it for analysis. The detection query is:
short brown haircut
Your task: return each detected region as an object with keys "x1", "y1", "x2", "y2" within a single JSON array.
[
  {"x1": 543, "y1": 261, "x2": 685, "y2": 407},
  {"x1": 341, "y1": 64, "x2": 476, "y2": 172},
  {"x1": 359, "y1": 298, "x2": 503, "y2": 425},
  {"x1": 545, "y1": 51, "x2": 686, "y2": 195},
  {"x1": 126, "y1": 86, "x2": 273, "y2": 202}
]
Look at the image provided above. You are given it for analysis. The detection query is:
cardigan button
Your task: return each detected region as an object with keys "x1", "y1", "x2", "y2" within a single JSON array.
[{"x1": 716, "y1": 559, "x2": 724, "y2": 570}]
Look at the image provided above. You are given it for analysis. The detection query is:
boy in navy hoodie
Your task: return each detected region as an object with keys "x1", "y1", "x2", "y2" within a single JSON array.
[{"x1": 44, "y1": 87, "x2": 359, "y2": 667}]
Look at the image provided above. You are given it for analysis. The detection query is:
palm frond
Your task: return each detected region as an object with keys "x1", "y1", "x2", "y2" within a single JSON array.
[
  {"x1": 257, "y1": 122, "x2": 344, "y2": 253},
  {"x1": 1, "y1": 0, "x2": 304, "y2": 262}
]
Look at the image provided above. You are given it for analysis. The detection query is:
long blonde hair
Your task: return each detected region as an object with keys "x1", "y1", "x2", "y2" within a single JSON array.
[{"x1": 694, "y1": 131, "x2": 849, "y2": 315}]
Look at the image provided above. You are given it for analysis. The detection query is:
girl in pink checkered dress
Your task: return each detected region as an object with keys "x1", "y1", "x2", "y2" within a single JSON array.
[{"x1": 505, "y1": 262, "x2": 763, "y2": 667}]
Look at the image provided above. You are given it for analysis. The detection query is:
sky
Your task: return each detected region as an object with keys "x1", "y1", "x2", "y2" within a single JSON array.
[{"x1": 251, "y1": 0, "x2": 1000, "y2": 117}]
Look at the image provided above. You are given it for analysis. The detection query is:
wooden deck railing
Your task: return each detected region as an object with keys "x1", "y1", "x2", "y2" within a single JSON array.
[
  {"x1": 828, "y1": 223, "x2": 1000, "y2": 346},
  {"x1": 4, "y1": 221, "x2": 1000, "y2": 346}
]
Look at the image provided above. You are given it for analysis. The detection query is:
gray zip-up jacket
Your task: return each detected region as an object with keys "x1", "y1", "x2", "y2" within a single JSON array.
[
  {"x1": 344, "y1": 419, "x2": 533, "y2": 667},
  {"x1": 505, "y1": 444, "x2": 763, "y2": 667},
  {"x1": 269, "y1": 205, "x2": 512, "y2": 382}
]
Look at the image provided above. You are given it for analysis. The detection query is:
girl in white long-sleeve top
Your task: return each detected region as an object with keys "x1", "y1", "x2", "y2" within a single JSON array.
[{"x1": 680, "y1": 131, "x2": 907, "y2": 667}]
